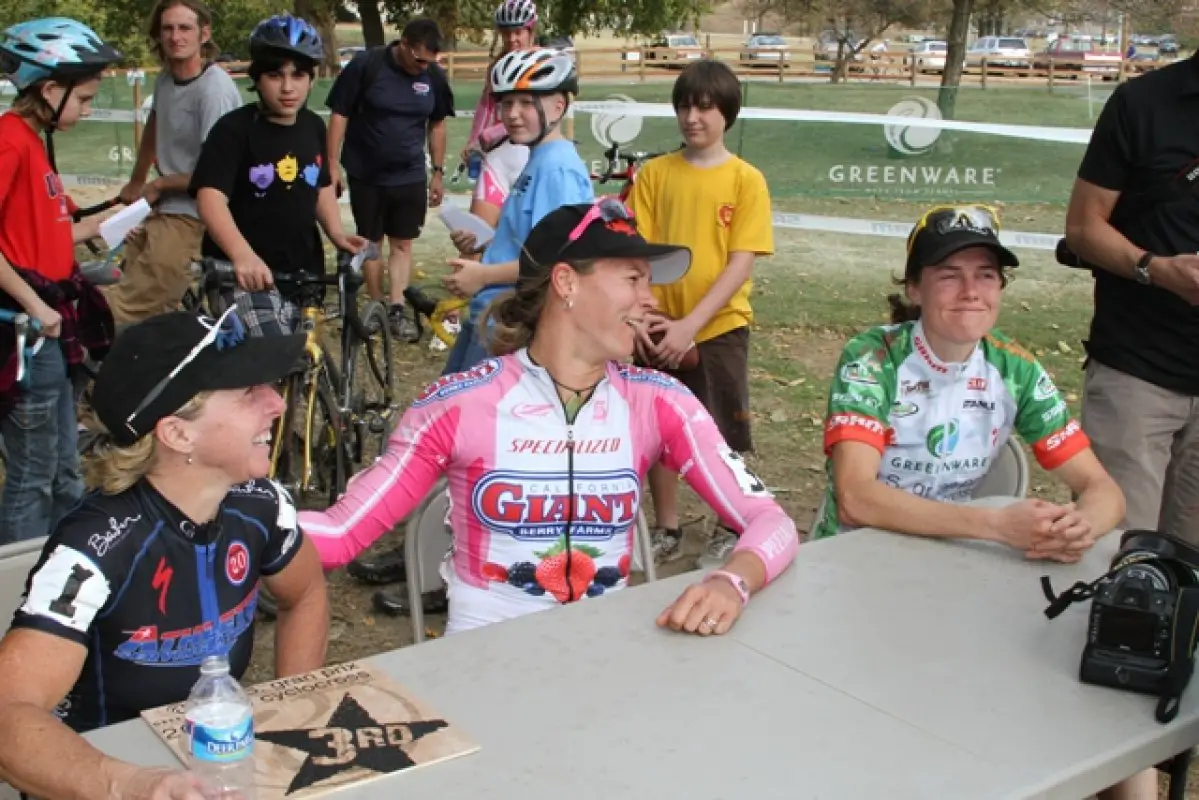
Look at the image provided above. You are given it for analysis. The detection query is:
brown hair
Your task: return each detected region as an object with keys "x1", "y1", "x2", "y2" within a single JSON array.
[
  {"x1": 11, "y1": 87, "x2": 55, "y2": 128},
  {"x1": 482, "y1": 259, "x2": 598, "y2": 355},
  {"x1": 886, "y1": 262, "x2": 1013, "y2": 324},
  {"x1": 672, "y1": 59, "x2": 742, "y2": 131},
  {"x1": 82, "y1": 392, "x2": 210, "y2": 495},
  {"x1": 148, "y1": 0, "x2": 219, "y2": 63}
]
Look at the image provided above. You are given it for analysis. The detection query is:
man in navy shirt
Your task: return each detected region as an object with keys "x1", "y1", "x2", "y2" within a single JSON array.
[{"x1": 326, "y1": 18, "x2": 454, "y2": 342}]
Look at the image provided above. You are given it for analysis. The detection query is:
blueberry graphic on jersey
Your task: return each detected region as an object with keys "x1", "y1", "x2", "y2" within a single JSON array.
[
  {"x1": 523, "y1": 582, "x2": 544, "y2": 596},
  {"x1": 508, "y1": 561, "x2": 536, "y2": 588},
  {"x1": 302, "y1": 162, "x2": 320, "y2": 187},
  {"x1": 586, "y1": 583, "x2": 605, "y2": 597},
  {"x1": 593, "y1": 566, "x2": 621, "y2": 587},
  {"x1": 249, "y1": 163, "x2": 274, "y2": 191}
]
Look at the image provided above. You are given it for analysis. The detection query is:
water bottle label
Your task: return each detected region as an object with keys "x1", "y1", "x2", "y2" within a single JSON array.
[{"x1": 184, "y1": 715, "x2": 255, "y2": 763}]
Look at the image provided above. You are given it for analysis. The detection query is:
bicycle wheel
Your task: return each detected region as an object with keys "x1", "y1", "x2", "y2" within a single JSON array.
[
  {"x1": 275, "y1": 368, "x2": 347, "y2": 508},
  {"x1": 342, "y1": 300, "x2": 396, "y2": 465}
]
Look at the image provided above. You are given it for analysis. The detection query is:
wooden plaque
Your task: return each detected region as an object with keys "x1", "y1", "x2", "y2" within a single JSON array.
[{"x1": 140, "y1": 661, "x2": 479, "y2": 798}]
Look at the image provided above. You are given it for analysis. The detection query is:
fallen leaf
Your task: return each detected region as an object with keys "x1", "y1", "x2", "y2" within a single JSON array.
[
  {"x1": 788, "y1": 377, "x2": 807, "y2": 387},
  {"x1": 1057, "y1": 341, "x2": 1073, "y2": 354},
  {"x1": 1066, "y1": 393, "x2": 1078, "y2": 402},
  {"x1": 770, "y1": 409, "x2": 789, "y2": 423}
]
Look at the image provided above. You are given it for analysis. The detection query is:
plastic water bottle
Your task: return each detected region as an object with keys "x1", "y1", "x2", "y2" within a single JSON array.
[
  {"x1": 183, "y1": 655, "x2": 257, "y2": 800},
  {"x1": 467, "y1": 150, "x2": 483, "y2": 181}
]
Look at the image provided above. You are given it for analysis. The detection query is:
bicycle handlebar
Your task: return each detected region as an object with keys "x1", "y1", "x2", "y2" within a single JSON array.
[{"x1": 72, "y1": 197, "x2": 122, "y2": 222}]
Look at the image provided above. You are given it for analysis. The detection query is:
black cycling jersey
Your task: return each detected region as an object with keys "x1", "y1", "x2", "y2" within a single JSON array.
[{"x1": 11, "y1": 478, "x2": 304, "y2": 733}]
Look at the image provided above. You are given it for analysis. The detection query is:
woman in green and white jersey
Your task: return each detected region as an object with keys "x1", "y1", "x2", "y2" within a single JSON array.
[{"x1": 815, "y1": 204, "x2": 1125, "y2": 564}]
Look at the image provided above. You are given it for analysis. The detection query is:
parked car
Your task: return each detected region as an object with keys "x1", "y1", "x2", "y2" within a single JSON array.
[
  {"x1": 1032, "y1": 36, "x2": 1122, "y2": 77},
  {"x1": 965, "y1": 36, "x2": 1031, "y2": 72},
  {"x1": 740, "y1": 33, "x2": 790, "y2": 66},
  {"x1": 1158, "y1": 34, "x2": 1179, "y2": 55},
  {"x1": 646, "y1": 32, "x2": 703, "y2": 63},
  {"x1": 814, "y1": 29, "x2": 862, "y2": 62},
  {"x1": 905, "y1": 39, "x2": 948, "y2": 73}
]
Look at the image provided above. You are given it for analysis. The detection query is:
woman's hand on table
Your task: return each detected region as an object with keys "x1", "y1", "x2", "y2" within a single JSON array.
[{"x1": 656, "y1": 576, "x2": 745, "y2": 636}]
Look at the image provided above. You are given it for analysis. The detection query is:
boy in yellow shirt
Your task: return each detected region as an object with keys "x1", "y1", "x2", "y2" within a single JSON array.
[{"x1": 630, "y1": 59, "x2": 774, "y2": 566}]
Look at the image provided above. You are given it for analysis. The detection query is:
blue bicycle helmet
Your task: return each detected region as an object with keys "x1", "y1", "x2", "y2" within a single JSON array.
[
  {"x1": 249, "y1": 14, "x2": 324, "y2": 62},
  {"x1": 0, "y1": 17, "x2": 121, "y2": 91}
]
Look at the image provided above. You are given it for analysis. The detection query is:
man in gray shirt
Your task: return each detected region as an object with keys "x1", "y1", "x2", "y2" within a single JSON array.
[{"x1": 105, "y1": 0, "x2": 242, "y2": 326}]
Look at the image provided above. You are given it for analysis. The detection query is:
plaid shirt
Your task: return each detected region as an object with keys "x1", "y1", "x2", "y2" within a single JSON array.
[{"x1": 0, "y1": 265, "x2": 115, "y2": 415}]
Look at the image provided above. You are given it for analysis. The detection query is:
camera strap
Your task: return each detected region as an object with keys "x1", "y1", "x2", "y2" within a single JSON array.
[{"x1": 1042, "y1": 545, "x2": 1199, "y2": 723}]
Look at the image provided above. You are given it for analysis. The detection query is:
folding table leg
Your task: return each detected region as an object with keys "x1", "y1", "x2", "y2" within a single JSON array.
[{"x1": 1167, "y1": 747, "x2": 1193, "y2": 800}]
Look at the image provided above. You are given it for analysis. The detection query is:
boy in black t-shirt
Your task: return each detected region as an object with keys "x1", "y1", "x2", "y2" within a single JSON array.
[{"x1": 190, "y1": 14, "x2": 364, "y2": 335}]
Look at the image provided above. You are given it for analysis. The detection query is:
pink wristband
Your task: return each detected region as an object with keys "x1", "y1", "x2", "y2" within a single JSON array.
[{"x1": 704, "y1": 570, "x2": 750, "y2": 607}]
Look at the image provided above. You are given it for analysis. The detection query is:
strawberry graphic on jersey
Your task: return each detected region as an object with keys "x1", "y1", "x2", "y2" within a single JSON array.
[
  {"x1": 532, "y1": 537, "x2": 602, "y2": 603},
  {"x1": 618, "y1": 553, "x2": 631, "y2": 578}
]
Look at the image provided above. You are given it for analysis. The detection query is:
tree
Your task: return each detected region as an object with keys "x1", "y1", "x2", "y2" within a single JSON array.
[
  {"x1": 294, "y1": 0, "x2": 338, "y2": 69},
  {"x1": 790, "y1": 0, "x2": 936, "y2": 83},
  {"x1": 937, "y1": 0, "x2": 971, "y2": 120},
  {"x1": 357, "y1": 0, "x2": 386, "y2": 47},
  {"x1": 736, "y1": 0, "x2": 786, "y2": 30}
]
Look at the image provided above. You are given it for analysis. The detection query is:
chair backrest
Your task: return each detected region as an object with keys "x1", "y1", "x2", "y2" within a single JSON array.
[
  {"x1": 973, "y1": 437, "x2": 1030, "y2": 500},
  {"x1": 0, "y1": 546, "x2": 42, "y2": 638}
]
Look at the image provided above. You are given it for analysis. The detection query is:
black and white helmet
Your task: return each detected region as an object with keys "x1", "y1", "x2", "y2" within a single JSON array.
[{"x1": 494, "y1": 0, "x2": 537, "y2": 29}]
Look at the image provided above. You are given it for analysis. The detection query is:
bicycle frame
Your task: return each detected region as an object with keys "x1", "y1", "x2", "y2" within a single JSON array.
[
  {"x1": 0, "y1": 309, "x2": 43, "y2": 387},
  {"x1": 268, "y1": 305, "x2": 329, "y2": 492}
]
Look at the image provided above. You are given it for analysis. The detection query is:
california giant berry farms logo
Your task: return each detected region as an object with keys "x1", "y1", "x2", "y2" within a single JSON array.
[
  {"x1": 412, "y1": 358, "x2": 502, "y2": 407},
  {"x1": 472, "y1": 470, "x2": 640, "y2": 541}
]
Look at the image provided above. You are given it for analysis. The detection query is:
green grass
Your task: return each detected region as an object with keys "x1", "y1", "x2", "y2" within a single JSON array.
[{"x1": 50, "y1": 74, "x2": 1094, "y2": 206}]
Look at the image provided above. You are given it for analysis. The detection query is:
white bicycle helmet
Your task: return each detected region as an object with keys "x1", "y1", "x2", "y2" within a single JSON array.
[
  {"x1": 490, "y1": 47, "x2": 576, "y2": 97},
  {"x1": 494, "y1": 0, "x2": 537, "y2": 29}
]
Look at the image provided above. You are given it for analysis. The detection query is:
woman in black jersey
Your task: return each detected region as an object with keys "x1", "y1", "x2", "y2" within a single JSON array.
[{"x1": 0, "y1": 308, "x2": 329, "y2": 800}]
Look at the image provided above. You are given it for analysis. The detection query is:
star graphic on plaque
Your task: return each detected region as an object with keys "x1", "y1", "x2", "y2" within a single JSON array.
[{"x1": 256, "y1": 691, "x2": 449, "y2": 795}]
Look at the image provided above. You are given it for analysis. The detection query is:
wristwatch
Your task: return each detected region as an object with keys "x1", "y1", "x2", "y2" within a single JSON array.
[
  {"x1": 1134, "y1": 251, "x2": 1154, "y2": 285},
  {"x1": 704, "y1": 570, "x2": 750, "y2": 607},
  {"x1": 431, "y1": 164, "x2": 444, "y2": 174}
]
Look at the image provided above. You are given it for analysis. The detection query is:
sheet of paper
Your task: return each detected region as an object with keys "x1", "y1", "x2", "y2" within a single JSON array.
[
  {"x1": 437, "y1": 206, "x2": 495, "y2": 247},
  {"x1": 98, "y1": 199, "x2": 152, "y2": 250}
]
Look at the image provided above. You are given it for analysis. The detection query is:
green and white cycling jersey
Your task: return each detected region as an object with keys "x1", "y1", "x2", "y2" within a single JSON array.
[{"x1": 812, "y1": 319, "x2": 1089, "y2": 540}]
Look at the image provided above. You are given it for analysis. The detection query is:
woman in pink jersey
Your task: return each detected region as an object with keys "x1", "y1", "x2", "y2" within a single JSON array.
[{"x1": 299, "y1": 199, "x2": 799, "y2": 636}]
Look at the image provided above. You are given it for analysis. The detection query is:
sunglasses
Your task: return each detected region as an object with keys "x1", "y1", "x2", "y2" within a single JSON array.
[
  {"x1": 556, "y1": 196, "x2": 635, "y2": 258},
  {"x1": 907, "y1": 204, "x2": 1002, "y2": 254},
  {"x1": 124, "y1": 307, "x2": 247, "y2": 438}
]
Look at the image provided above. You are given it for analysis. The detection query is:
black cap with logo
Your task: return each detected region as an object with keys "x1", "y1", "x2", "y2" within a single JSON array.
[{"x1": 904, "y1": 205, "x2": 1019, "y2": 278}]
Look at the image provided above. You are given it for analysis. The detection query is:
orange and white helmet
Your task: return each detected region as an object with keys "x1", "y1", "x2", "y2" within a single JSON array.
[{"x1": 490, "y1": 47, "x2": 577, "y2": 97}]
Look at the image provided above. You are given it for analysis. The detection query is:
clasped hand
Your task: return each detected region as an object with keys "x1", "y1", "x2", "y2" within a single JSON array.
[{"x1": 992, "y1": 498, "x2": 1098, "y2": 563}]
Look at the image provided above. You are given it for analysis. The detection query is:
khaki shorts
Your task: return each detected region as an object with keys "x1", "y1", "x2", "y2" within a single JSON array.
[
  {"x1": 1081, "y1": 358, "x2": 1199, "y2": 545},
  {"x1": 102, "y1": 213, "x2": 204, "y2": 326}
]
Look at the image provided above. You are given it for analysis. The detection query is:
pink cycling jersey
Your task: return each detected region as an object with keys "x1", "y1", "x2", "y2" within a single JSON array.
[{"x1": 298, "y1": 350, "x2": 799, "y2": 634}]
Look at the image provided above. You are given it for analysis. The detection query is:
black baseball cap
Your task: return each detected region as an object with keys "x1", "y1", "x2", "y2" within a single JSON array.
[
  {"x1": 519, "y1": 200, "x2": 692, "y2": 285},
  {"x1": 904, "y1": 205, "x2": 1019, "y2": 278},
  {"x1": 91, "y1": 309, "x2": 305, "y2": 447}
]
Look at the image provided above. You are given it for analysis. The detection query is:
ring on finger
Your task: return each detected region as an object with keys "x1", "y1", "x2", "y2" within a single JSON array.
[{"x1": 703, "y1": 616, "x2": 718, "y2": 630}]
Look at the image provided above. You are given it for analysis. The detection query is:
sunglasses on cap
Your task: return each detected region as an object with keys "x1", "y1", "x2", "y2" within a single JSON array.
[
  {"x1": 906, "y1": 203, "x2": 1002, "y2": 253},
  {"x1": 123, "y1": 307, "x2": 247, "y2": 438},
  {"x1": 553, "y1": 196, "x2": 636, "y2": 259}
]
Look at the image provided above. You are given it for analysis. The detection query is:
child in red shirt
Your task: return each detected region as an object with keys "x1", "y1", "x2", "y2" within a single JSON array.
[{"x1": 0, "y1": 17, "x2": 121, "y2": 543}]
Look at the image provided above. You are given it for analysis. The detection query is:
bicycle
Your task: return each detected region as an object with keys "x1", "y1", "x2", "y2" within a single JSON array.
[
  {"x1": 589, "y1": 139, "x2": 673, "y2": 201},
  {"x1": 402, "y1": 284, "x2": 466, "y2": 349},
  {"x1": 198, "y1": 245, "x2": 398, "y2": 503}
]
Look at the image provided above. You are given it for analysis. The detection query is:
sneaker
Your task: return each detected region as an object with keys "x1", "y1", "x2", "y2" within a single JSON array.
[
  {"x1": 696, "y1": 528, "x2": 739, "y2": 570},
  {"x1": 346, "y1": 545, "x2": 407, "y2": 585},
  {"x1": 389, "y1": 304, "x2": 420, "y2": 343},
  {"x1": 650, "y1": 527, "x2": 682, "y2": 562}
]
